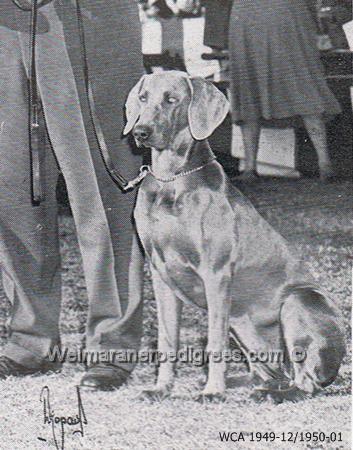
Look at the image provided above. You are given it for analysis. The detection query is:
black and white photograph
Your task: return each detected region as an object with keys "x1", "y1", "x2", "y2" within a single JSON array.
[{"x1": 0, "y1": 0, "x2": 352, "y2": 448}]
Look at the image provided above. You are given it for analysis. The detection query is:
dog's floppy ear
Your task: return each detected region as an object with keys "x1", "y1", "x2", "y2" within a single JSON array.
[
  {"x1": 187, "y1": 77, "x2": 229, "y2": 140},
  {"x1": 123, "y1": 75, "x2": 146, "y2": 135}
]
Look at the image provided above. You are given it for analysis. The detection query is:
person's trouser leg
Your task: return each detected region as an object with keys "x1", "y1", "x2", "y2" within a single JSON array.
[
  {"x1": 24, "y1": 1, "x2": 143, "y2": 370},
  {"x1": 82, "y1": 0, "x2": 145, "y2": 363},
  {"x1": 0, "y1": 22, "x2": 61, "y2": 369}
]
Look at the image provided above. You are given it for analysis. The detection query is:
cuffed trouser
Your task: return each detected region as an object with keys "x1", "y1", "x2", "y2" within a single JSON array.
[{"x1": 0, "y1": 0, "x2": 144, "y2": 371}]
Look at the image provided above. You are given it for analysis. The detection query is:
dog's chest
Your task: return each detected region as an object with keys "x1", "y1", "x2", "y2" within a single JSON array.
[
  {"x1": 134, "y1": 182, "x2": 209, "y2": 306},
  {"x1": 135, "y1": 182, "x2": 197, "y2": 254}
]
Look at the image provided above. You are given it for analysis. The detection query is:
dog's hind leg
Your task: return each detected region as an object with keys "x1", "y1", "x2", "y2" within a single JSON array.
[
  {"x1": 228, "y1": 315, "x2": 307, "y2": 402},
  {"x1": 280, "y1": 285, "x2": 345, "y2": 394},
  {"x1": 229, "y1": 315, "x2": 288, "y2": 385}
]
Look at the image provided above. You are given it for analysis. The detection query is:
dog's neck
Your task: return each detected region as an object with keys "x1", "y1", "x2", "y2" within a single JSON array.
[{"x1": 150, "y1": 137, "x2": 215, "y2": 179}]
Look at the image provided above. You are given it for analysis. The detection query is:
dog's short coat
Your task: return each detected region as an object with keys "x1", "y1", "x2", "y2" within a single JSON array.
[{"x1": 124, "y1": 71, "x2": 345, "y2": 400}]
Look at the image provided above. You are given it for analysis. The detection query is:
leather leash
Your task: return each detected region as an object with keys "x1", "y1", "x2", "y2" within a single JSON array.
[
  {"x1": 28, "y1": 0, "x2": 43, "y2": 204},
  {"x1": 74, "y1": 0, "x2": 131, "y2": 191},
  {"x1": 12, "y1": 0, "x2": 132, "y2": 207},
  {"x1": 12, "y1": 0, "x2": 51, "y2": 204}
]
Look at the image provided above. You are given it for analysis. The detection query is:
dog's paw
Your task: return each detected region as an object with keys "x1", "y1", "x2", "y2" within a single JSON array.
[
  {"x1": 249, "y1": 388, "x2": 269, "y2": 404},
  {"x1": 137, "y1": 387, "x2": 171, "y2": 402}
]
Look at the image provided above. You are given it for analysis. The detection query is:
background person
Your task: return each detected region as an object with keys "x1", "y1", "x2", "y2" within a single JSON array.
[
  {"x1": 203, "y1": 0, "x2": 232, "y2": 58},
  {"x1": 228, "y1": 0, "x2": 342, "y2": 181}
]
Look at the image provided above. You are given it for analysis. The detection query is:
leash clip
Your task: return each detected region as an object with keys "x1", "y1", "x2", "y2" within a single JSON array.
[
  {"x1": 122, "y1": 165, "x2": 151, "y2": 191},
  {"x1": 31, "y1": 104, "x2": 39, "y2": 128}
]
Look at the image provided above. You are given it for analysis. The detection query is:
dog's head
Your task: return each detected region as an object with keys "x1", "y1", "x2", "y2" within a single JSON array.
[{"x1": 123, "y1": 71, "x2": 229, "y2": 150}]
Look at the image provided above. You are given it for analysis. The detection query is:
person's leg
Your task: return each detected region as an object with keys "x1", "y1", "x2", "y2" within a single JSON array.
[
  {"x1": 240, "y1": 120, "x2": 261, "y2": 178},
  {"x1": 81, "y1": 0, "x2": 145, "y2": 375},
  {"x1": 26, "y1": 1, "x2": 143, "y2": 387},
  {"x1": 302, "y1": 114, "x2": 334, "y2": 180},
  {"x1": 203, "y1": 0, "x2": 232, "y2": 50},
  {"x1": 0, "y1": 21, "x2": 61, "y2": 374}
]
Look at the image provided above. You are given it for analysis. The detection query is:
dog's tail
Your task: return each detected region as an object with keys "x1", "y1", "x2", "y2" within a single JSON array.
[
  {"x1": 279, "y1": 283, "x2": 346, "y2": 394},
  {"x1": 228, "y1": 283, "x2": 345, "y2": 399}
]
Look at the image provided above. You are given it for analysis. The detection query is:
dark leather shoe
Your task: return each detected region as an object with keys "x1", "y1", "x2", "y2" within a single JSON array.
[
  {"x1": 80, "y1": 364, "x2": 130, "y2": 391},
  {"x1": 0, "y1": 355, "x2": 61, "y2": 380}
]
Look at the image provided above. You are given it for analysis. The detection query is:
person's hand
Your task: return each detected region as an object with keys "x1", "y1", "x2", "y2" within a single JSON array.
[
  {"x1": 164, "y1": 0, "x2": 180, "y2": 15},
  {"x1": 318, "y1": 6, "x2": 333, "y2": 21},
  {"x1": 138, "y1": 0, "x2": 159, "y2": 21},
  {"x1": 165, "y1": 0, "x2": 200, "y2": 15}
]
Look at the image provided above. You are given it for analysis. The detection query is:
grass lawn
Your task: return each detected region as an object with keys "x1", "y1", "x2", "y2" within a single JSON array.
[{"x1": 0, "y1": 178, "x2": 352, "y2": 450}]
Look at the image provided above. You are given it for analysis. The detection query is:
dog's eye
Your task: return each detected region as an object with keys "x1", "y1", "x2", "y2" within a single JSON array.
[
  {"x1": 139, "y1": 95, "x2": 147, "y2": 102},
  {"x1": 166, "y1": 96, "x2": 177, "y2": 104}
]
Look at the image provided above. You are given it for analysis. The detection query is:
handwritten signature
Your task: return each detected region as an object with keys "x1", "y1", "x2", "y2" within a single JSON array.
[{"x1": 38, "y1": 386, "x2": 88, "y2": 450}]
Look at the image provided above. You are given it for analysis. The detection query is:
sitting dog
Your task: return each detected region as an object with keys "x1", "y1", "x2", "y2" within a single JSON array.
[{"x1": 123, "y1": 71, "x2": 345, "y2": 400}]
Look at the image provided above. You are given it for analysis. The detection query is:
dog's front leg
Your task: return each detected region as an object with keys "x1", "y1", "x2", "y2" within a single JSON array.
[
  {"x1": 140, "y1": 266, "x2": 182, "y2": 401},
  {"x1": 201, "y1": 273, "x2": 231, "y2": 401}
]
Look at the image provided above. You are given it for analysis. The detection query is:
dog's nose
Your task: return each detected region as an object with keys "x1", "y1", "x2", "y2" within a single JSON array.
[{"x1": 133, "y1": 125, "x2": 152, "y2": 141}]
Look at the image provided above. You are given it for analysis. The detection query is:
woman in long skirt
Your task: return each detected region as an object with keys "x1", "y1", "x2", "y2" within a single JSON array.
[{"x1": 229, "y1": 0, "x2": 341, "y2": 180}]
